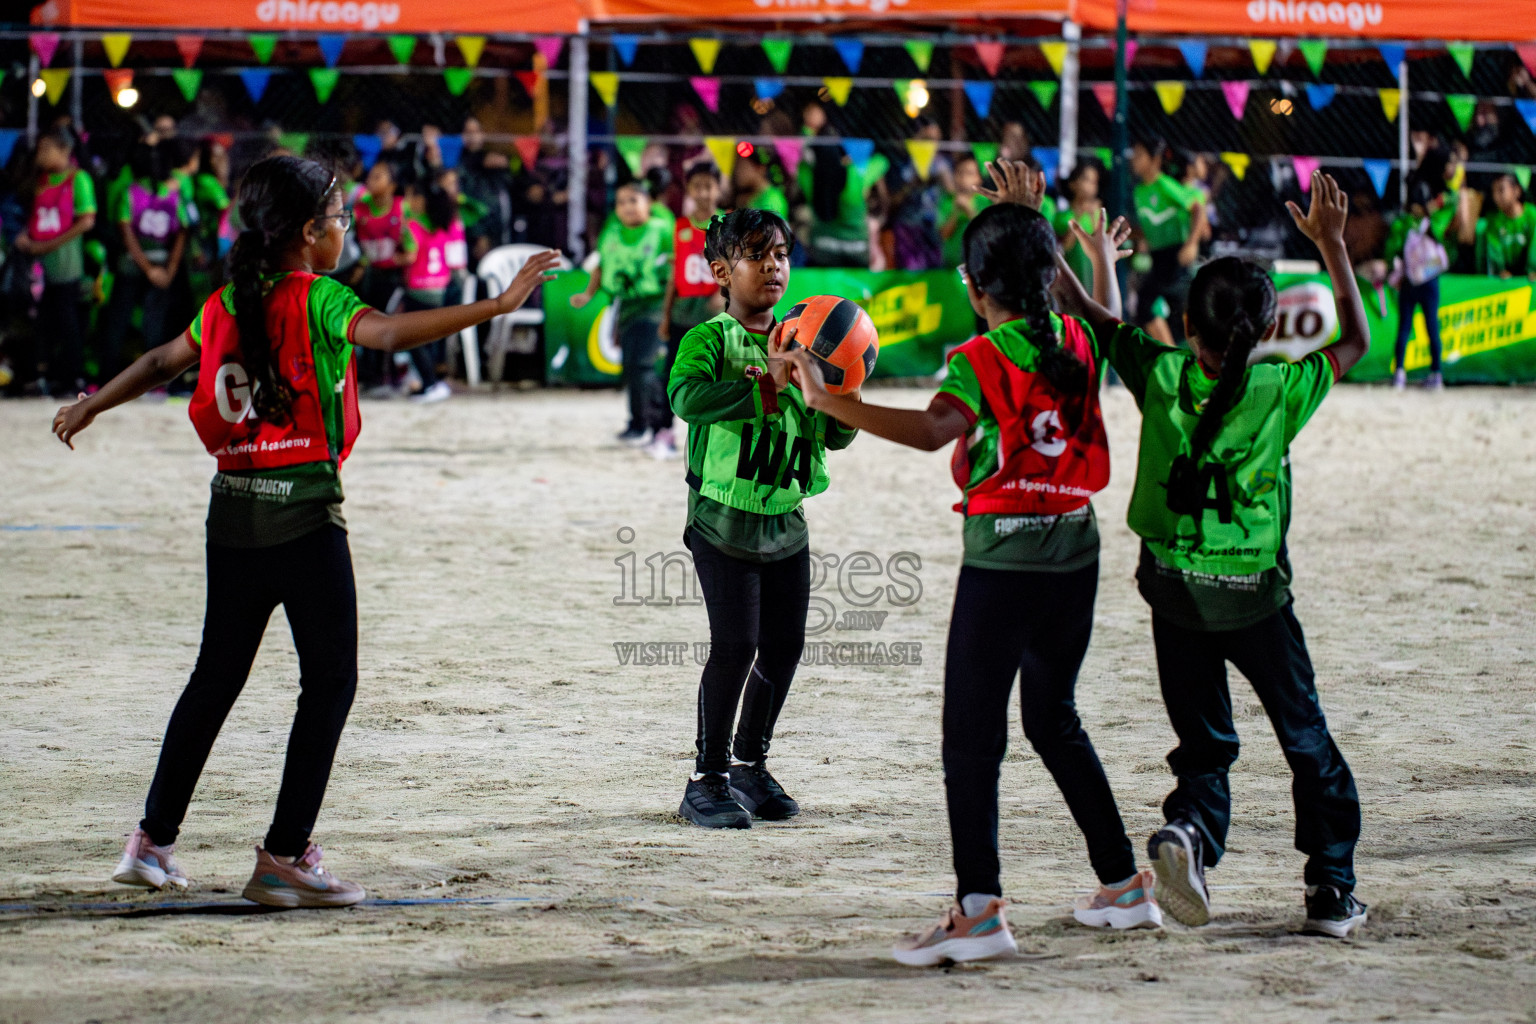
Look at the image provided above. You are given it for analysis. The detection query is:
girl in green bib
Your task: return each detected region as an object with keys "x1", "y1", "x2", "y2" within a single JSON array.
[
  {"x1": 1056, "y1": 169, "x2": 1372, "y2": 939},
  {"x1": 667, "y1": 209, "x2": 858, "y2": 829}
]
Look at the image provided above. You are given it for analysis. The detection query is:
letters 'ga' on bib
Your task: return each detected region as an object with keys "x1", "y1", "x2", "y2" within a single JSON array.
[
  {"x1": 672, "y1": 219, "x2": 718, "y2": 299},
  {"x1": 949, "y1": 315, "x2": 1110, "y2": 516},
  {"x1": 30, "y1": 170, "x2": 76, "y2": 242},
  {"x1": 188, "y1": 273, "x2": 360, "y2": 472},
  {"x1": 1127, "y1": 358, "x2": 1288, "y2": 576},
  {"x1": 356, "y1": 194, "x2": 404, "y2": 268},
  {"x1": 128, "y1": 182, "x2": 182, "y2": 244},
  {"x1": 690, "y1": 313, "x2": 831, "y2": 515},
  {"x1": 404, "y1": 218, "x2": 467, "y2": 292}
]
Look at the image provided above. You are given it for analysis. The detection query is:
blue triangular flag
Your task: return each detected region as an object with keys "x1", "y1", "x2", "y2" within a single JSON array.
[
  {"x1": 1305, "y1": 84, "x2": 1337, "y2": 109},
  {"x1": 1517, "y1": 99, "x2": 1536, "y2": 136},
  {"x1": 1034, "y1": 147, "x2": 1061, "y2": 187},
  {"x1": 240, "y1": 69, "x2": 272, "y2": 103},
  {"x1": 839, "y1": 137, "x2": 874, "y2": 169},
  {"x1": 611, "y1": 35, "x2": 639, "y2": 67},
  {"x1": 353, "y1": 133, "x2": 382, "y2": 169},
  {"x1": 1362, "y1": 158, "x2": 1392, "y2": 198},
  {"x1": 317, "y1": 34, "x2": 346, "y2": 69},
  {"x1": 0, "y1": 128, "x2": 20, "y2": 168},
  {"x1": 436, "y1": 134, "x2": 463, "y2": 169},
  {"x1": 963, "y1": 80, "x2": 995, "y2": 119},
  {"x1": 1177, "y1": 40, "x2": 1208, "y2": 79},
  {"x1": 1377, "y1": 44, "x2": 1405, "y2": 72},
  {"x1": 832, "y1": 38, "x2": 864, "y2": 74},
  {"x1": 754, "y1": 78, "x2": 785, "y2": 100}
]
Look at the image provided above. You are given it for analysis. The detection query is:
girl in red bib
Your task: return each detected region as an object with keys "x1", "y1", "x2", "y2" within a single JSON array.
[
  {"x1": 53, "y1": 156, "x2": 559, "y2": 909},
  {"x1": 785, "y1": 199, "x2": 1161, "y2": 967}
]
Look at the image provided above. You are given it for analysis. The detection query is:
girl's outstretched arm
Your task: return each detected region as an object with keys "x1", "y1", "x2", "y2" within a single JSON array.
[
  {"x1": 1068, "y1": 210, "x2": 1134, "y2": 320},
  {"x1": 52, "y1": 332, "x2": 199, "y2": 448},
  {"x1": 1287, "y1": 172, "x2": 1370, "y2": 377},
  {"x1": 782, "y1": 348, "x2": 968, "y2": 452},
  {"x1": 352, "y1": 249, "x2": 561, "y2": 353}
]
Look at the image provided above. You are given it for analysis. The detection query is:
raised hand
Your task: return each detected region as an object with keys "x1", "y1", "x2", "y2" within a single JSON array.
[
  {"x1": 978, "y1": 160, "x2": 1046, "y2": 212},
  {"x1": 1286, "y1": 171, "x2": 1349, "y2": 246},
  {"x1": 1070, "y1": 209, "x2": 1134, "y2": 266},
  {"x1": 499, "y1": 250, "x2": 563, "y2": 315}
]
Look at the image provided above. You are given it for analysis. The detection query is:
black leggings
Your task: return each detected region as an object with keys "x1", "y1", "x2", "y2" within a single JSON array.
[
  {"x1": 403, "y1": 294, "x2": 442, "y2": 388},
  {"x1": 140, "y1": 524, "x2": 359, "y2": 857},
  {"x1": 943, "y1": 562, "x2": 1136, "y2": 898},
  {"x1": 686, "y1": 530, "x2": 810, "y2": 774}
]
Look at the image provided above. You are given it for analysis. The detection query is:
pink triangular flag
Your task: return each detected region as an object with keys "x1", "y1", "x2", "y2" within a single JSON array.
[
  {"x1": 773, "y1": 137, "x2": 803, "y2": 172},
  {"x1": 974, "y1": 42, "x2": 1005, "y2": 77},
  {"x1": 175, "y1": 35, "x2": 204, "y2": 69},
  {"x1": 1221, "y1": 80, "x2": 1251, "y2": 120},
  {"x1": 534, "y1": 36, "x2": 564, "y2": 67},
  {"x1": 514, "y1": 136, "x2": 541, "y2": 169},
  {"x1": 691, "y1": 76, "x2": 721, "y2": 113},
  {"x1": 1092, "y1": 82, "x2": 1117, "y2": 118},
  {"x1": 1517, "y1": 44, "x2": 1536, "y2": 79},
  {"x1": 1124, "y1": 41, "x2": 1138, "y2": 67},
  {"x1": 31, "y1": 32, "x2": 61, "y2": 68},
  {"x1": 1292, "y1": 155, "x2": 1321, "y2": 189}
]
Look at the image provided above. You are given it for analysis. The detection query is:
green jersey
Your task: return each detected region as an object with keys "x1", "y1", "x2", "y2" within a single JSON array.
[
  {"x1": 744, "y1": 186, "x2": 790, "y2": 220},
  {"x1": 596, "y1": 215, "x2": 672, "y2": 311},
  {"x1": 669, "y1": 313, "x2": 857, "y2": 562},
  {"x1": 800, "y1": 153, "x2": 890, "y2": 241},
  {"x1": 1052, "y1": 205, "x2": 1099, "y2": 296},
  {"x1": 1484, "y1": 205, "x2": 1536, "y2": 277},
  {"x1": 936, "y1": 315, "x2": 1102, "y2": 572},
  {"x1": 189, "y1": 274, "x2": 371, "y2": 548},
  {"x1": 1109, "y1": 322, "x2": 1337, "y2": 631},
  {"x1": 39, "y1": 170, "x2": 97, "y2": 283},
  {"x1": 936, "y1": 192, "x2": 991, "y2": 269},
  {"x1": 1134, "y1": 174, "x2": 1199, "y2": 253}
]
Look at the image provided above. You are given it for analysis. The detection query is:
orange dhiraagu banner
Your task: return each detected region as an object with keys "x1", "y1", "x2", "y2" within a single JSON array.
[
  {"x1": 30, "y1": 0, "x2": 586, "y2": 34},
  {"x1": 585, "y1": 0, "x2": 1071, "y2": 20},
  {"x1": 1075, "y1": 0, "x2": 1536, "y2": 44}
]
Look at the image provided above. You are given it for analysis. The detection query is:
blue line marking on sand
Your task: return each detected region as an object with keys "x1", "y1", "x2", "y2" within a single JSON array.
[{"x1": 1, "y1": 524, "x2": 138, "y2": 532}]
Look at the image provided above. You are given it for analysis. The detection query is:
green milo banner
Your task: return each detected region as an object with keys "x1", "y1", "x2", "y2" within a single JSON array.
[{"x1": 541, "y1": 269, "x2": 1536, "y2": 385}]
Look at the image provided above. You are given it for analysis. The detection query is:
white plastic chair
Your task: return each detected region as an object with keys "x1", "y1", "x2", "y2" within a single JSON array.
[{"x1": 470, "y1": 244, "x2": 572, "y2": 387}]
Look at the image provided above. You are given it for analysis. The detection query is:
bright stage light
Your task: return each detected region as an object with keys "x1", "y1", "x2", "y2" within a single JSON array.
[
  {"x1": 32, "y1": 78, "x2": 46, "y2": 98},
  {"x1": 115, "y1": 87, "x2": 140, "y2": 108}
]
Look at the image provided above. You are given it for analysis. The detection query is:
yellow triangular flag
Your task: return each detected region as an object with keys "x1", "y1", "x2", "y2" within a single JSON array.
[
  {"x1": 591, "y1": 71, "x2": 619, "y2": 108},
  {"x1": 456, "y1": 36, "x2": 486, "y2": 69},
  {"x1": 1155, "y1": 81, "x2": 1186, "y2": 115},
  {"x1": 823, "y1": 76, "x2": 853, "y2": 106},
  {"x1": 705, "y1": 136, "x2": 738, "y2": 178},
  {"x1": 101, "y1": 33, "x2": 132, "y2": 68},
  {"x1": 40, "y1": 68, "x2": 70, "y2": 105},
  {"x1": 1248, "y1": 39, "x2": 1277, "y2": 75},
  {"x1": 1220, "y1": 152, "x2": 1251, "y2": 181},
  {"x1": 1039, "y1": 41, "x2": 1068, "y2": 78},
  {"x1": 1378, "y1": 88, "x2": 1401, "y2": 121},
  {"x1": 906, "y1": 139, "x2": 938, "y2": 181},
  {"x1": 689, "y1": 38, "x2": 721, "y2": 74}
]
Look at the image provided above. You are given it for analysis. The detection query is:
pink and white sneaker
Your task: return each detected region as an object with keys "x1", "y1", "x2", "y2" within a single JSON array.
[
  {"x1": 112, "y1": 828, "x2": 189, "y2": 890},
  {"x1": 1073, "y1": 868, "x2": 1164, "y2": 929},
  {"x1": 892, "y1": 897, "x2": 1018, "y2": 966},
  {"x1": 241, "y1": 844, "x2": 366, "y2": 909}
]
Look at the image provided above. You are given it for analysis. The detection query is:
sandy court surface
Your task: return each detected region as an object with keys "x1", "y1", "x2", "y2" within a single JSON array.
[{"x1": 1, "y1": 382, "x2": 1534, "y2": 1023}]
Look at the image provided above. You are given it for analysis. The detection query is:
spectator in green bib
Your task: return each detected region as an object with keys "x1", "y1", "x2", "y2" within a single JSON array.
[
  {"x1": 1482, "y1": 173, "x2": 1536, "y2": 279},
  {"x1": 799, "y1": 136, "x2": 888, "y2": 268},
  {"x1": 1130, "y1": 138, "x2": 1205, "y2": 346},
  {"x1": 733, "y1": 149, "x2": 790, "y2": 220},
  {"x1": 937, "y1": 154, "x2": 991, "y2": 270}
]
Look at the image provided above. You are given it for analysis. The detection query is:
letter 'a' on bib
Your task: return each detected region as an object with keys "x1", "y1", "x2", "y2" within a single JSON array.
[{"x1": 780, "y1": 294, "x2": 878, "y2": 394}]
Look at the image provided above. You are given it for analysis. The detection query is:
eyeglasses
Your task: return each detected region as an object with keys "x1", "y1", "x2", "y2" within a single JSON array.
[{"x1": 315, "y1": 210, "x2": 354, "y2": 230}]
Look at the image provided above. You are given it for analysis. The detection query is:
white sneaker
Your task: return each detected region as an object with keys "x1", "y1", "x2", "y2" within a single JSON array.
[
  {"x1": 892, "y1": 897, "x2": 1017, "y2": 967},
  {"x1": 1073, "y1": 868, "x2": 1163, "y2": 929},
  {"x1": 410, "y1": 381, "x2": 452, "y2": 403},
  {"x1": 1392, "y1": 368, "x2": 1407, "y2": 390},
  {"x1": 112, "y1": 827, "x2": 189, "y2": 890},
  {"x1": 647, "y1": 429, "x2": 679, "y2": 460},
  {"x1": 621, "y1": 428, "x2": 654, "y2": 448}
]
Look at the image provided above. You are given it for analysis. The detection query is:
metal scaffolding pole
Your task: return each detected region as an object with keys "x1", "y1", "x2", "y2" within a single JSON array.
[
  {"x1": 1058, "y1": 21, "x2": 1080, "y2": 178},
  {"x1": 1398, "y1": 55, "x2": 1410, "y2": 208},
  {"x1": 567, "y1": 30, "x2": 590, "y2": 260}
]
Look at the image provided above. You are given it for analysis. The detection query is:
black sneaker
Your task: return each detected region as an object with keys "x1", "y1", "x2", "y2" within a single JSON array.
[
  {"x1": 728, "y1": 761, "x2": 801, "y2": 820},
  {"x1": 1148, "y1": 821, "x2": 1211, "y2": 926},
  {"x1": 1303, "y1": 886, "x2": 1368, "y2": 938},
  {"x1": 679, "y1": 773, "x2": 751, "y2": 829}
]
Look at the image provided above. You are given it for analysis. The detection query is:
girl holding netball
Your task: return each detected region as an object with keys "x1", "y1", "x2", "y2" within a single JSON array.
[
  {"x1": 1052, "y1": 166, "x2": 1371, "y2": 938},
  {"x1": 786, "y1": 183, "x2": 1159, "y2": 967},
  {"x1": 53, "y1": 156, "x2": 560, "y2": 908},
  {"x1": 666, "y1": 208, "x2": 858, "y2": 829}
]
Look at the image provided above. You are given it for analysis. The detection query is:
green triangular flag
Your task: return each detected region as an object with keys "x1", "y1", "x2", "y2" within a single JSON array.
[
  {"x1": 1028, "y1": 80, "x2": 1059, "y2": 110},
  {"x1": 248, "y1": 33, "x2": 277, "y2": 64},
  {"x1": 904, "y1": 39, "x2": 933, "y2": 73},
  {"x1": 761, "y1": 38, "x2": 792, "y2": 75},
  {"x1": 171, "y1": 68, "x2": 202, "y2": 102},
  {"x1": 893, "y1": 79, "x2": 911, "y2": 104},
  {"x1": 1297, "y1": 39, "x2": 1327, "y2": 77},
  {"x1": 1095, "y1": 147, "x2": 1114, "y2": 169},
  {"x1": 444, "y1": 67, "x2": 474, "y2": 96},
  {"x1": 388, "y1": 35, "x2": 416, "y2": 65},
  {"x1": 309, "y1": 68, "x2": 339, "y2": 103},
  {"x1": 1514, "y1": 166, "x2": 1532, "y2": 192},
  {"x1": 1446, "y1": 93, "x2": 1476, "y2": 132},
  {"x1": 971, "y1": 142, "x2": 1000, "y2": 168},
  {"x1": 615, "y1": 135, "x2": 647, "y2": 177},
  {"x1": 279, "y1": 132, "x2": 310, "y2": 154},
  {"x1": 1447, "y1": 41, "x2": 1475, "y2": 80}
]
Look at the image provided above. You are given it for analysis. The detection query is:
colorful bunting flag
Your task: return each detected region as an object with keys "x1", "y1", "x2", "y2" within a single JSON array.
[
  {"x1": 762, "y1": 39, "x2": 792, "y2": 75},
  {"x1": 971, "y1": 142, "x2": 1000, "y2": 168},
  {"x1": 457, "y1": 36, "x2": 486, "y2": 69},
  {"x1": 31, "y1": 33, "x2": 60, "y2": 68},
  {"x1": 963, "y1": 81, "x2": 995, "y2": 118},
  {"x1": 691, "y1": 77, "x2": 721, "y2": 113},
  {"x1": 239, "y1": 69, "x2": 271, "y2": 104},
  {"x1": 309, "y1": 68, "x2": 340, "y2": 103},
  {"x1": 353, "y1": 134, "x2": 382, "y2": 168},
  {"x1": 39, "y1": 69, "x2": 69, "y2": 104},
  {"x1": 103, "y1": 68, "x2": 133, "y2": 102},
  {"x1": 822, "y1": 77, "x2": 852, "y2": 106},
  {"x1": 615, "y1": 136, "x2": 647, "y2": 177},
  {"x1": 514, "y1": 136, "x2": 541, "y2": 169},
  {"x1": 278, "y1": 132, "x2": 309, "y2": 154},
  {"x1": 1292, "y1": 155, "x2": 1321, "y2": 189},
  {"x1": 1447, "y1": 93, "x2": 1477, "y2": 133},
  {"x1": 1379, "y1": 88, "x2": 1401, "y2": 121},
  {"x1": 171, "y1": 68, "x2": 202, "y2": 102},
  {"x1": 591, "y1": 71, "x2": 619, "y2": 107},
  {"x1": 906, "y1": 139, "x2": 938, "y2": 181},
  {"x1": 974, "y1": 42, "x2": 1005, "y2": 78},
  {"x1": 1094, "y1": 147, "x2": 1113, "y2": 169},
  {"x1": 436, "y1": 135, "x2": 463, "y2": 169},
  {"x1": 388, "y1": 35, "x2": 416, "y2": 65},
  {"x1": 1446, "y1": 41, "x2": 1475, "y2": 80},
  {"x1": 1377, "y1": 44, "x2": 1405, "y2": 72},
  {"x1": 705, "y1": 136, "x2": 738, "y2": 177},
  {"x1": 772, "y1": 137, "x2": 803, "y2": 172},
  {"x1": 1305, "y1": 84, "x2": 1336, "y2": 109},
  {"x1": 534, "y1": 37, "x2": 564, "y2": 67},
  {"x1": 690, "y1": 39, "x2": 721, "y2": 74},
  {"x1": 1124, "y1": 41, "x2": 1139, "y2": 66},
  {"x1": 1514, "y1": 165, "x2": 1532, "y2": 192},
  {"x1": 1517, "y1": 45, "x2": 1536, "y2": 80},
  {"x1": 317, "y1": 34, "x2": 346, "y2": 69},
  {"x1": 1362, "y1": 158, "x2": 1392, "y2": 197},
  {"x1": 611, "y1": 35, "x2": 639, "y2": 67},
  {"x1": 1516, "y1": 99, "x2": 1536, "y2": 136},
  {"x1": 1154, "y1": 81, "x2": 1186, "y2": 115},
  {"x1": 1177, "y1": 40, "x2": 1207, "y2": 78},
  {"x1": 1248, "y1": 39, "x2": 1277, "y2": 75},
  {"x1": 444, "y1": 67, "x2": 475, "y2": 96},
  {"x1": 755, "y1": 78, "x2": 785, "y2": 100},
  {"x1": 0, "y1": 129, "x2": 21, "y2": 168},
  {"x1": 174, "y1": 35, "x2": 203, "y2": 69},
  {"x1": 248, "y1": 34, "x2": 277, "y2": 65},
  {"x1": 1092, "y1": 82, "x2": 1117, "y2": 119},
  {"x1": 840, "y1": 137, "x2": 874, "y2": 169},
  {"x1": 1039, "y1": 41, "x2": 1068, "y2": 78},
  {"x1": 905, "y1": 40, "x2": 933, "y2": 73},
  {"x1": 1220, "y1": 152, "x2": 1250, "y2": 181},
  {"x1": 833, "y1": 39, "x2": 864, "y2": 74},
  {"x1": 101, "y1": 33, "x2": 132, "y2": 68},
  {"x1": 893, "y1": 79, "x2": 912, "y2": 105},
  {"x1": 1298, "y1": 39, "x2": 1327, "y2": 77},
  {"x1": 1028, "y1": 81, "x2": 1058, "y2": 110},
  {"x1": 514, "y1": 70, "x2": 541, "y2": 96},
  {"x1": 1035, "y1": 147, "x2": 1060, "y2": 187}
]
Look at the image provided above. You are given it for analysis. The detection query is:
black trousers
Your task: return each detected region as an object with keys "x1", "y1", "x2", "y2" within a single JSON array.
[
  {"x1": 943, "y1": 562, "x2": 1137, "y2": 897},
  {"x1": 356, "y1": 267, "x2": 402, "y2": 388},
  {"x1": 1135, "y1": 247, "x2": 1192, "y2": 342},
  {"x1": 1151, "y1": 605, "x2": 1360, "y2": 892},
  {"x1": 140, "y1": 524, "x2": 359, "y2": 857},
  {"x1": 402, "y1": 294, "x2": 442, "y2": 388},
  {"x1": 1393, "y1": 277, "x2": 1442, "y2": 374},
  {"x1": 38, "y1": 280, "x2": 84, "y2": 387},
  {"x1": 686, "y1": 531, "x2": 810, "y2": 775},
  {"x1": 619, "y1": 309, "x2": 668, "y2": 434},
  {"x1": 102, "y1": 270, "x2": 175, "y2": 384}
]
